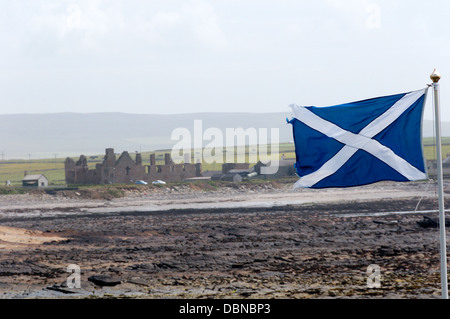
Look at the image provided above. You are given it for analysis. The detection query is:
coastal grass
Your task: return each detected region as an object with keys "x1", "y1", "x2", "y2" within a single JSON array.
[{"x1": 0, "y1": 141, "x2": 448, "y2": 187}]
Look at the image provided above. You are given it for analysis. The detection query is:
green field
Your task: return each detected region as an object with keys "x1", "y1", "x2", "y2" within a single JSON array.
[{"x1": 0, "y1": 141, "x2": 447, "y2": 186}]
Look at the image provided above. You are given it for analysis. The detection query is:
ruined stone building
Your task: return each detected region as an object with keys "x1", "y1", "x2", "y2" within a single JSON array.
[
  {"x1": 254, "y1": 158, "x2": 296, "y2": 179},
  {"x1": 427, "y1": 155, "x2": 450, "y2": 178},
  {"x1": 65, "y1": 148, "x2": 201, "y2": 185}
]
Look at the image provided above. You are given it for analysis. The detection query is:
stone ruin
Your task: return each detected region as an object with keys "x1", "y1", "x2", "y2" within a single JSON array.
[{"x1": 65, "y1": 148, "x2": 201, "y2": 185}]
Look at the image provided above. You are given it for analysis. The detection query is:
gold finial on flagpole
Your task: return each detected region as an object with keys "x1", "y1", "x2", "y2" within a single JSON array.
[{"x1": 431, "y1": 68, "x2": 441, "y2": 83}]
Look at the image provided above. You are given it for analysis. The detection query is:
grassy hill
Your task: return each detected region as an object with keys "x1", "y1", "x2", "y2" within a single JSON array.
[
  {"x1": 0, "y1": 112, "x2": 448, "y2": 160},
  {"x1": 0, "y1": 112, "x2": 293, "y2": 160}
]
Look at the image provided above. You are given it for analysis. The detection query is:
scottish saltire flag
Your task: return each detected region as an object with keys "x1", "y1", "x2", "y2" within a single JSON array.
[{"x1": 288, "y1": 88, "x2": 428, "y2": 189}]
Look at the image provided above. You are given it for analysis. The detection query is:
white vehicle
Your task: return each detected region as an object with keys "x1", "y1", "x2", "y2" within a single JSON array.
[
  {"x1": 152, "y1": 180, "x2": 166, "y2": 185},
  {"x1": 135, "y1": 180, "x2": 148, "y2": 185}
]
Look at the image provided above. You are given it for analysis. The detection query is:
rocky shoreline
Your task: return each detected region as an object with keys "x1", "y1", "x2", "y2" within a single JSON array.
[{"x1": 0, "y1": 180, "x2": 448, "y2": 299}]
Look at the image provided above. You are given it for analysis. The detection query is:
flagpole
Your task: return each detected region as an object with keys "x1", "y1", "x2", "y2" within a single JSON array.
[{"x1": 431, "y1": 68, "x2": 448, "y2": 299}]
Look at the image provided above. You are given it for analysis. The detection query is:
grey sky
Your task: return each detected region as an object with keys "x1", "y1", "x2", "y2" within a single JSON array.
[{"x1": 1, "y1": 0, "x2": 449, "y2": 120}]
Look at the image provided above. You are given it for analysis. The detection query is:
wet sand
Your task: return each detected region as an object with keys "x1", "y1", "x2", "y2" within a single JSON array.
[{"x1": 0, "y1": 180, "x2": 448, "y2": 299}]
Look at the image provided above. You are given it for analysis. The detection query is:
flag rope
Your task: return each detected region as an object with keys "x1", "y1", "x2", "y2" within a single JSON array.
[{"x1": 414, "y1": 178, "x2": 434, "y2": 213}]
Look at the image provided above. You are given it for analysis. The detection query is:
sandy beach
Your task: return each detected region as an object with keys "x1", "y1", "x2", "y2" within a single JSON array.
[{"x1": 0, "y1": 179, "x2": 448, "y2": 299}]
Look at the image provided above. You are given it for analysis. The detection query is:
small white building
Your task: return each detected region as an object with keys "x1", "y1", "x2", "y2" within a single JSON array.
[{"x1": 22, "y1": 174, "x2": 49, "y2": 188}]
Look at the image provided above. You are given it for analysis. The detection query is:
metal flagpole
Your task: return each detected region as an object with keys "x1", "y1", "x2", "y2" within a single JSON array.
[{"x1": 430, "y1": 68, "x2": 448, "y2": 299}]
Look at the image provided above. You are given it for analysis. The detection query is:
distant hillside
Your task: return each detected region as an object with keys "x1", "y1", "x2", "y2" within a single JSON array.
[
  {"x1": 0, "y1": 112, "x2": 447, "y2": 159},
  {"x1": 0, "y1": 112, "x2": 293, "y2": 159}
]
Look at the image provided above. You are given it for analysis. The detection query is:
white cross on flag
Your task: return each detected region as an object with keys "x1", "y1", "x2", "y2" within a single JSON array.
[{"x1": 288, "y1": 88, "x2": 428, "y2": 189}]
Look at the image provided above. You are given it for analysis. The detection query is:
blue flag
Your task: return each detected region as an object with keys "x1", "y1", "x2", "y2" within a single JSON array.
[{"x1": 288, "y1": 88, "x2": 428, "y2": 189}]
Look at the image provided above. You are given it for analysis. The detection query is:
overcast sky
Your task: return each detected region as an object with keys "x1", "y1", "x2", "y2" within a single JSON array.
[{"x1": 1, "y1": 0, "x2": 449, "y2": 121}]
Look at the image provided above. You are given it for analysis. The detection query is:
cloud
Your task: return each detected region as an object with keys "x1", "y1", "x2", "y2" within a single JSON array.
[
  {"x1": 183, "y1": 1, "x2": 228, "y2": 50},
  {"x1": 150, "y1": 11, "x2": 182, "y2": 29},
  {"x1": 25, "y1": 0, "x2": 125, "y2": 53},
  {"x1": 325, "y1": 0, "x2": 382, "y2": 30},
  {"x1": 22, "y1": 0, "x2": 227, "y2": 54},
  {"x1": 143, "y1": 1, "x2": 228, "y2": 50}
]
